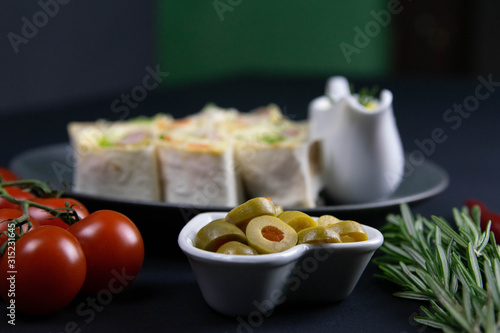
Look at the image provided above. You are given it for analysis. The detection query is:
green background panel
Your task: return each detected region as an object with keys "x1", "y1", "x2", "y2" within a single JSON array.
[{"x1": 156, "y1": 0, "x2": 393, "y2": 87}]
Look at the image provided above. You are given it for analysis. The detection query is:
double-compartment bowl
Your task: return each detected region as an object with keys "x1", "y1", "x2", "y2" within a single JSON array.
[{"x1": 178, "y1": 212, "x2": 384, "y2": 316}]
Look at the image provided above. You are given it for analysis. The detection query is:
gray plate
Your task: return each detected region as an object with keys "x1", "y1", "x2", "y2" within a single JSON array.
[{"x1": 9, "y1": 143, "x2": 449, "y2": 222}]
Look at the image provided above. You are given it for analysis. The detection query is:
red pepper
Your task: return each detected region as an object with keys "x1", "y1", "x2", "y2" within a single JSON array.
[{"x1": 465, "y1": 199, "x2": 500, "y2": 240}]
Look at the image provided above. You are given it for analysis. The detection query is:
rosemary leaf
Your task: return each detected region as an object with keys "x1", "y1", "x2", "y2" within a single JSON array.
[
  {"x1": 376, "y1": 204, "x2": 500, "y2": 332},
  {"x1": 428, "y1": 300, "x2": 456, "y2": 326},
  {"x1": 424, "y1": 273, "x2": 472, "y2": 331},
  {"x1": 452, "y1": 252, "x2": 477, "y2": 290},
  {"x1": 472, "y1": 293, "x2": 487, "y2": 327},
  {"x1": 490, "y1": 233, "x2": 500, "y2": 259},
  {"x1": 380, "y1": 241, "x2": 413, "y2": 261},
  {"x1": 414, "y1": 316, "x2": 445, "y2": 330},
  {"x1": 435, "y1": 225, "x2": 443, "y2": 246},
  {"x1": 484, "y1": 260, "x2": 500, "y2": 309},
  {"x1": 393, "y1": 291, "x2": 430, "y2": 301},
  {"x1": 453, "y1": 208, "x2": 466, "y2": 230},
  {"x1": 436, "y1": 242, "x2": 450, "y2": 289},
  {"x1": 416, "y1": 217, "x2": 432, "y2": 253},
  {"x1": 494, "y1": 258, "x2": 500, "y2": 292},
  {"x1": 450, "y1": 272, "x2": 459, "y2": 294},
  {"x1": 462, "y1": 212, "x2": 480, "y2": 246},
  {"x1": 400, "y1": 262, "x2": 427, "y2": 291},
  {"x1": 468, "y1": 242, "x2": 483, "y2": 288},
  {"x1": 401, "y1": 203, "x2": 417, "y2": 239},
  {"x1": 432, "y1": 215, "x2": 468, "y2": 248},
  {"x1": 442, "y1": 326, "x2": 459, "y2": 333},
  {"x1": 470, "y1": 205, "x2": 482, "y2": 228},
  {"x1": 386, "y1": 213, "x2": 402, "y2": 226},
  {"x1": 401, "y1": 244, "x2": 427, "y2": 269},
  {"x1": 462, "y1": 284, "x2": 473, "y2": 324},
  {"x1": 486, "y1": 294, "x2": 496, "y2": 333},
  {"x1": 478, "y1": 220, "x2": 492, "y2": 255},
  {"x1": 378, "y1": 264, "x2": 411, "y2": 286}
]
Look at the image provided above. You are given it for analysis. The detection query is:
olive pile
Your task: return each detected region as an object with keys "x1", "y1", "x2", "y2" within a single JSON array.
[{"x1": 194, "y1": 197, "x2": 368, "y2": 255}]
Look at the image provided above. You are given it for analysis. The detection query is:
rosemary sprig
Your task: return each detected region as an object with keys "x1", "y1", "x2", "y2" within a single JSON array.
[{"x1": 375, "y1": 203, "x2": 500, "y2": 333}]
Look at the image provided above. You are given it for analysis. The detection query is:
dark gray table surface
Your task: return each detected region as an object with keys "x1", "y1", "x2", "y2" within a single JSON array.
[{"x1": 1, "y1": 75, "x2": 499, "y2": 332}]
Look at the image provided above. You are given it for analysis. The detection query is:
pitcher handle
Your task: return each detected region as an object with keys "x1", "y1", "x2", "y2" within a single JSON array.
[{"x1": 326, "y1": 76, "x2": 350, "y2": 102}]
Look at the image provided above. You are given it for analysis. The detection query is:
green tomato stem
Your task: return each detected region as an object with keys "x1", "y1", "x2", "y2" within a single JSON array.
[
  {"x1": 0, "y1": 179, "x2": 61, "y2": 197},
  {"x1": 0, "y1": 183, "x2": 79, "y2": 228},
  {"x1": 0, "y1": 179, "x2": 81, "y2": 257}
]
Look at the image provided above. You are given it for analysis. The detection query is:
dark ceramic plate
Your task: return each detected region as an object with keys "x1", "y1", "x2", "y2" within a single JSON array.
[{"x1": 9, "y1": 143, "x2": 449, "y2": 222}]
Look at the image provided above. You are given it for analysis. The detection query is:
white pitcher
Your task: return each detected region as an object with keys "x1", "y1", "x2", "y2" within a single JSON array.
[{"x1": 308, "y1": 76, "x2": 404, "y2": 204}]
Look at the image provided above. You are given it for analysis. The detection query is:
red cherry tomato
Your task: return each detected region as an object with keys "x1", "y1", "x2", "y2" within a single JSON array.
[
  {"x1": 0, "y1": 187, "x2": 37, "y2": 210},
  {"x1": 28, "y1": 198, "x2": 89, "y2": 229},
  {"x1": 0, "y1": 208, "x2": 40, "y2": 248},
  {"x1": 0, "y1": 168, "x2": 19, "y2": 182},
  {"x1": 0, "y1": 225, "x2": 87, "y2": 315},
  {"x1": 68, "y1": 210, "x2": 144, "y2": 294}
]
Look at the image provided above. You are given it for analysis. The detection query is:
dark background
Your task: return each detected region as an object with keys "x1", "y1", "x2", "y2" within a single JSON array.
[
  {"x1": 1, "y1": 0, "x2": 500, "y2": 114},
  {"x1": 0, "y1": 0, "x2": 154, "y2": 113}
]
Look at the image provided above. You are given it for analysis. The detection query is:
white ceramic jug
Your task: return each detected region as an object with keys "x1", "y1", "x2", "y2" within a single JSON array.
[{"x1": 308, "y1": 76, "x2": 404, "y2": 204}]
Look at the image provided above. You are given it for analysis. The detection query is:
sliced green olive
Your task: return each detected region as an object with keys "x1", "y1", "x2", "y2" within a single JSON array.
[
  {"x1": 328, "y1": 220, "x2": 368, "y2": 242},
  {"x1": 278, "y1": 210, "x2": 317, "y2": 232},
  {"x1": 297, "y1": 226, "x2": 341, "y2": 244},
  {"x1": 216, "y1": 241, "x2": 258, "y2": 255},
  {"x1": 225, "y1": 197, "x2": 277, "y2": 232},
  {"x1": 246, "y1": 216, "x2": 298, "y2": 254},
  {"x1": 316, "y1": 214, "x2": 341, "y2": 227},
  {"x1": 194, "y1": 219, "x2": 247, "y2": 252}
]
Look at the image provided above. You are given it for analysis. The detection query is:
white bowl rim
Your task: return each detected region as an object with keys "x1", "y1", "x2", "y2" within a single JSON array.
[{"x1": 178, "y1": 212, "x2": 384, "y2": 264}]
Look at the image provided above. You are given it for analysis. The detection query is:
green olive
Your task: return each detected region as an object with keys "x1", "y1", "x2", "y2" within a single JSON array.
[
  {"x1": 194, "y1": 219, "x2": 247, "y2": 252},
  {"x1": 274, "y1": 205, "x2": 284, "y2": 216},
  {"x1": 246, "y1": 216, "x2": 298, "y2": 254},
  {"x1": 316, "y1": 214, "x2": 341, "y2": 227},
  {"x1": 216, "y1": 241, "x2": 258, "y2": 255},
  {"x1": 328, "y1": 220, "x2": 368, "y2": 242},
  {"x1": 225, "y1": 197, "x2": 277, "y2": 231},
  {"x1": 297, "y1": 226, "x2": 341, "y2": 244},
  {"x1": 278, "y1": 210, "x2": 317, "y2": 232}
]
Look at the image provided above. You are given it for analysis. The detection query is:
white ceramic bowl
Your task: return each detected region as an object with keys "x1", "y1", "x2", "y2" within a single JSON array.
[{"x1": 178, "y1": 212, "x2": 384, "y2": 316}]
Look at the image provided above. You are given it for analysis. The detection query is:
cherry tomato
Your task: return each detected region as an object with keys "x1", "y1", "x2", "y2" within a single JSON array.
[
  {"x1": 0, "y1": 209, "x2": 40, "y2": 248},
  {"x1": 0, "y1": 168, "x2": 19, "y2": 182},
  {"x1": 0, "y1": 187, "x2": 37, "y2": 210},
  {"x1": 28, "y1": 198, "x2": 89, "y2": 230},
  {"x1": 68, "y1": 210, "x2": 144, "y2": 294},
  {"x1": 0, "y1": 225, "x2": 87, "y2": 315}
]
